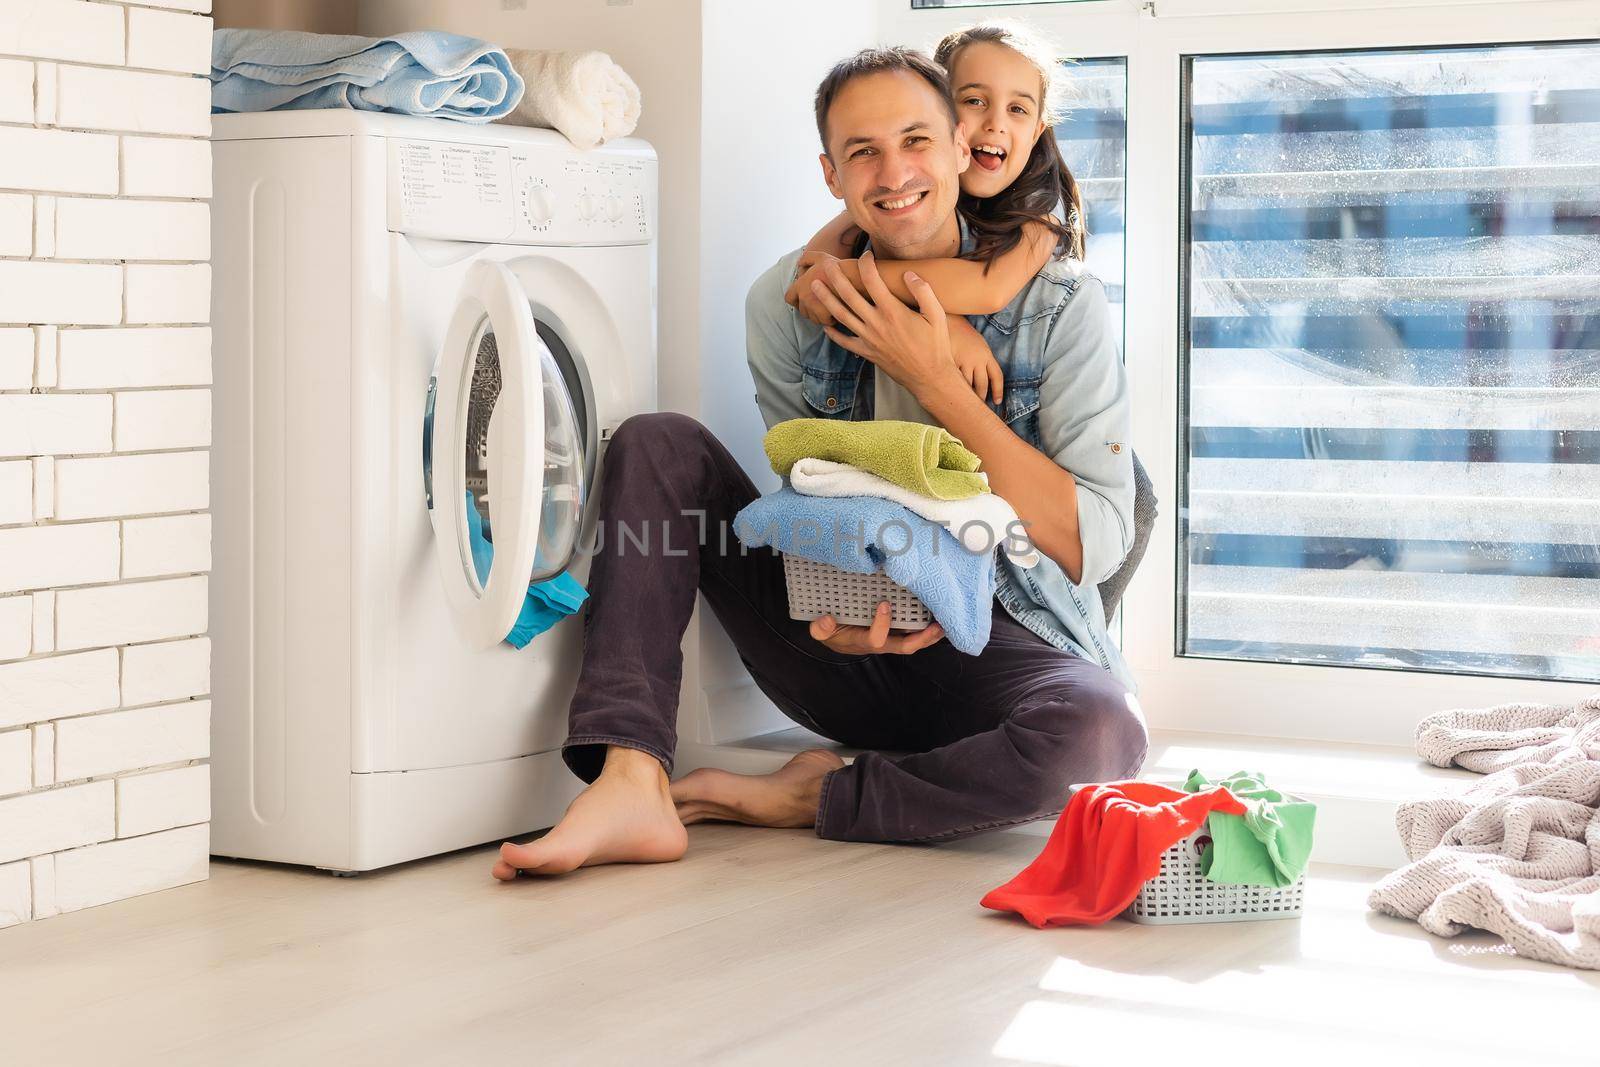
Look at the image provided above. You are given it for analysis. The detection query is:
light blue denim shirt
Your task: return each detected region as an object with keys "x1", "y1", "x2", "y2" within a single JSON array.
[{"x1": 744, "y1": 222, "x2": 1137, "y2": 691}]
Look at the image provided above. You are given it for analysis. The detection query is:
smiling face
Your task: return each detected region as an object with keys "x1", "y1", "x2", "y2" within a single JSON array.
[
  {"x1": 948, "y1": 40, "x2": 1049, "y2": 200},
  {"x1": 818, "y1": 69, "x2": 970, "y2": 259}
]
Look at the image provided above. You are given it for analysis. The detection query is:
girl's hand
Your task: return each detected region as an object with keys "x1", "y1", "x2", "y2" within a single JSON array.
[
  {"x1": 947, "y1": 314, "x2": 1004, "y2": 404},
  {"x1": 784, "y1": 251, "x2": 840, "y2": 326}
]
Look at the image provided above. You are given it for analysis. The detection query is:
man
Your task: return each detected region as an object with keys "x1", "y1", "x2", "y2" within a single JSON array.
[{"x1": 493, "y1": 48, "x2": 1145, "y2": 879}]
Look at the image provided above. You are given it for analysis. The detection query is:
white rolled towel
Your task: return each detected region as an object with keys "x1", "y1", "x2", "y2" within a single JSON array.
[
  {"x1": 503, "y1": 48, "x2": 640, "y2": 149},
  {"x1": 788, "y1": 458, "x2": 1040, "y2": 568}
]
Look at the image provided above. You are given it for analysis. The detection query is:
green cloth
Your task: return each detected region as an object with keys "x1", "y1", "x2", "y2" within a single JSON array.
[
  {"x1": 1183, "y1": 769, "x2": 1316, "y2": 888},
  {"x1": 763, "y1": 419, "x2": 988, "y2": 501}
]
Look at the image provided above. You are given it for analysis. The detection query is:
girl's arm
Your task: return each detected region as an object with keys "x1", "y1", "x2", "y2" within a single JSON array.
[
  {"x1": 806, "y1": 210, "x2": 860, "y2": 259},
  {"x1": 828, "y1": 219, "x2": 1058, "y2": 316},
  {"x1": 785, "y1": 211, "x2": 862, "y2": 314}
]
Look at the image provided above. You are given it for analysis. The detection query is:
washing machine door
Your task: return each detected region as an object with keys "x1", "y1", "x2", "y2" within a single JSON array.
[{"x1": 427, "y1": 260, "x2": 586, "y2": 649}]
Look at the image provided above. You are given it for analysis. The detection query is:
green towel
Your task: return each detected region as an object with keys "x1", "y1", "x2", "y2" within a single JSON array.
[
  {"x1": 1183, "y1": 769, "x2": 1316, "y2": 888},
  {"x1": 764, "y1": 419, "x2": 987, "y2": 501}
]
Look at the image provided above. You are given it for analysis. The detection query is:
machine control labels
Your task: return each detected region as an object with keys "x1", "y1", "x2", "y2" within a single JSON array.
[
  {"x1": 389, "y1": 137, "x2": 655, "y2": 246},
  {"x1": 391, "y1": 140, "x2": 515, "y2": 241}
]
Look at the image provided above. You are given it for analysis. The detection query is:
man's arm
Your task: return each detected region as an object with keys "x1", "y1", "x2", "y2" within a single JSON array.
[
  {"x1": 745, "y1": 250, "x2": 821, "y2": 430},
  {"x1": 929, "y1": 283, "x2": 1133, "y2": 586},
  {"x1": 808, "y1": 256, "x2": 1132, "y2": 586}
]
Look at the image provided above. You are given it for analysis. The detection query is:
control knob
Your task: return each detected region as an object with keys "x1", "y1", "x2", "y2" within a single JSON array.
[{"x1": 522, "y1": 180, "x2": 553, "y2": 225}]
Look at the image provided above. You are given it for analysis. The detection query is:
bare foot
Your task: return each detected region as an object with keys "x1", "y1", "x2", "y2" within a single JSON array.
[
  {"x1": 671, "y1": 749, "x2": 845, "y2": 829},
  {"x1": 493, "y1": 746, "x2": 688, "y2": 879}
]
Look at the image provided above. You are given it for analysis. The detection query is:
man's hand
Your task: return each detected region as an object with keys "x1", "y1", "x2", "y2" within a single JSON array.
[
  {"x1": 809, "y1": 600, "x2": 945, "y2": 655},
  {"x1": 784, "y1": 251, "x2": 842, "y2": 326},
  {"x1": 810, "y1": 252, "x2": 965, "y2": 401}
]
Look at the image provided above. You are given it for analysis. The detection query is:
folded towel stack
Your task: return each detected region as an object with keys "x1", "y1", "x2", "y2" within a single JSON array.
[
  {"x1": 734, "y1": 419, "x2": 1033, "y2": 655},
  {"x1": 211, "y1": 29, "x2": 523, "y2": 122},
  {"x1": 501, "y1": 49, "x2": 641, "y2": 150},
  {"x1": 789, "y1": 457, "x2": 1037, "y2": 568},
  {"x1": 734, "y1": 489, "x2": 994, "y2": 655},
  {"x1": 764, "y1": 419, "x2": 988, "y2": 501}
]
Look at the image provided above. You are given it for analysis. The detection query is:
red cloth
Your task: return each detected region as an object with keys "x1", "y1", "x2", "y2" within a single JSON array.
[{"x1": 981, "y1": 780, "x2": 1247, "y2": 927}]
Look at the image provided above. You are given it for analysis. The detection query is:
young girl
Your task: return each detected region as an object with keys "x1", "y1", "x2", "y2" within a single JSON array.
[{"x1": 785, "y1": 22, "x2": 1088, "y2": 405}]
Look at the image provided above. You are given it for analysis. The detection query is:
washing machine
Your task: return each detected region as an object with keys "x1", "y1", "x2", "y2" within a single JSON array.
[{"x1": 209, "y1": 111, "x2": 657, "y2": 872}]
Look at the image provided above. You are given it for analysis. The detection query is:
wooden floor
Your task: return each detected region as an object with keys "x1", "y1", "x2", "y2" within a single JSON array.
[{"x1": 2, "y1": 824, "x2": 1595, "y2": 1066}]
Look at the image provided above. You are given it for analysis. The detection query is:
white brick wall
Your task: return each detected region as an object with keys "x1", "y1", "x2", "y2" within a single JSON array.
[
  {"x1": 0, "y1": 0, "x2": 212, "y2": 924},
  {"x1": 126, "y1": 8, "x2": 212, "y2": 76},
  {"x1": 122, "y1": 137, "x2": 212, "y2": 199},
  {"x1": 0, "y1": 859, "x2": 28, "y2": 927},
  {"x1": 55, "y1": 575, "x2": 208, "y2": 651},
  {"x1": 0, "y1": 58, "x2": 33, "y2": 123},
  {"x1": 0, "y1": 597, "x2": 31, "y2": 661},
  {"x1": 122, "y1": 513, "x2": 211, "y2": 578},
  {"x1": 0, "y1": 730, "x2": 30, "y2": 797},
  {"x1": 56, "y1": 327, "x2": 211, "y2": 389},
  {"x1": 54, "y1": 198, "x2": 211, "y2": 262},
  {"x1": 0, "y1": 127, "x2": 119, "y2": 194},
  {"x1": 0, "y1": 1, "x2": 125, "y2": 66},
  {"x1": 114, "y1": 389, "x2": 212, "y2": 451},
  {"x1": 50, "y1": 822, "x2": 207, "y2": 915},
  {"x1": 116, "y1": 764, "x2": 209, "y2": 837},
  {"x1": 0, "y1": 780, "x2": 115, "y2": 865},
  {"x1": 0, "y1": 648, "x2": 121, "y2": 730},
  {"x1": 54, "y1": 699, "x2": 209, "y2": 781},
  {"x1": 0, "y1": 330, "x2": 33, "y2": 389},
  {"x1": 125, "y1": 263, "x2": 212, "y2": 324},
  {"x1": 54, "y1": 450, "x2": 209, "y2": 519},
  {"x1": 121, "y1": 636, "x2": 209, "y2": 706}
]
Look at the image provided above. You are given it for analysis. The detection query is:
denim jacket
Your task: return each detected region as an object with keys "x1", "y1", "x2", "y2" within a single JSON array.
[{"x1": 744, "y1": 225, "x2": 1136, "y2": 691}]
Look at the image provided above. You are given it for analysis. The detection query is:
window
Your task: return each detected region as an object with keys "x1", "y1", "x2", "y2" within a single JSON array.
[
  {"x1": 1178, "y1": 42, "x2": 1600, "y2": 684},
  {"x1": 1056, "y1": 57, "x2": 1127, "y2": 357}
]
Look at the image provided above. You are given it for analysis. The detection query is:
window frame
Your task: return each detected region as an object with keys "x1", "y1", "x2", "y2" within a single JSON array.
[{"x1": 885, "y1": 0, "x2": 1600, "y2": 747}]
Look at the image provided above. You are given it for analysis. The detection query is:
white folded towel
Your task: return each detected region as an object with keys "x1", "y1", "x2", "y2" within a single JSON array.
[
  {"x1": 789, "y1": 457, "x2": 1040, "y2": 568},
  {"x1": 502, "y1": 48, "x2": 640, "y2": 149}
]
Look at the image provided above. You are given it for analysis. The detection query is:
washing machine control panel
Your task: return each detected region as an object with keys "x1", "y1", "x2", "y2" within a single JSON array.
[{"x1": 388, "y1": 136, "x2": 656, "y2": 247}]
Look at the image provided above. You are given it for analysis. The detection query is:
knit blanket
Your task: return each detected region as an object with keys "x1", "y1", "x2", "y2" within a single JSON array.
[
  {"x1": 763, "y1": 419, "x2": 987, "y2": 501},
  {"x1": 1367, "y1": 695, "x2": 1600, "y2": 970}
]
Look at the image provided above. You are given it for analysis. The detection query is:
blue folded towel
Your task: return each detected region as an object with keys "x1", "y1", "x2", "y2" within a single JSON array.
[
  {"x1": 211, "y1": 29, "x2": 523, "y2": 122},
  {"x1": 734, "y1": 488, "x2": 994, "y2": 654},
  {"x1": 465, "y1": 492, "x2": 587, "y2": 646}
]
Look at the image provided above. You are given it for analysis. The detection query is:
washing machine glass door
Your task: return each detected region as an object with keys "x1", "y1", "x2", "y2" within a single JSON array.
[{"x1": 427, "y1": 260, "x2": 586, "y2": 649}]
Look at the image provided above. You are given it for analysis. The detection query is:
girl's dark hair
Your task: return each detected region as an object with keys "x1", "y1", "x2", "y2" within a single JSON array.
[{"x1": 935, "y1": 23, "x2": 1088, "y2": 267}]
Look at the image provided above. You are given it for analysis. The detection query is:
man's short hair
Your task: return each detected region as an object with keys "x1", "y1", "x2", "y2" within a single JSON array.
[{"x1": 814, "y1": 47, "x2": 958, "y2": 156}]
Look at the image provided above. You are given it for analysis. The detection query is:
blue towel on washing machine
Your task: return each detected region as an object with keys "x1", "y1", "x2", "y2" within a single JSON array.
[
  {"x1": 466, "y1": 491, "x2": 587, "y2": 647},
  {"x1": 732, "y1": 488, "x2": 994, "y2": 654},
  {"x1": 211, "y1": 29, "x2": 523, "y2": 122}
]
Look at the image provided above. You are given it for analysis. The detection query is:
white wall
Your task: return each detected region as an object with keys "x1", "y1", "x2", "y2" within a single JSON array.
[
  {"x1": 692, "y1": 1, "x2": 880, "y2": 709},
  {"x1": 0, "y1": 0, "x2": 215, "y2": 928},
  {"x1": 697, "y1": 0, "x2": 877, "y2": 485}
]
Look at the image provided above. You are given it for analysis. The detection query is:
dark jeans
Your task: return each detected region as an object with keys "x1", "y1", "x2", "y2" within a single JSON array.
[{"x1": 563, "y1": 413, "x2": 1149, "y2": 843}]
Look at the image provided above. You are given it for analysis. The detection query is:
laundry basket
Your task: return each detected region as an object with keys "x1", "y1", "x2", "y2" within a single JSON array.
[
  {"x1": 781, "y1": 554, "x2": 931, "y2": 630},
  {"x1": 1070, "y1": 783, "x2": 1308, "y2": 925}
]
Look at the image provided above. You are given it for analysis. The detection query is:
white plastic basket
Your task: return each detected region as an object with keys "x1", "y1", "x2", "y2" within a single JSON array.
[
  {"x1": 781, "y1": 554, "x2": 931, "y2": 630},
  {"x1": 1070, "y1": 783, "x2": 1307, "y2": 925}
]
